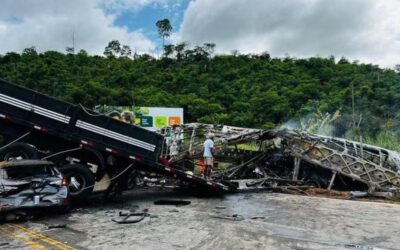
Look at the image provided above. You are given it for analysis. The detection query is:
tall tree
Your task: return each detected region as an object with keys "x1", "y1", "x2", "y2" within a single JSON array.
[
  {"x1": 174, "y1": 42, "x2": 187, "y2": 60},
  {"x1": 65, "y1": 47, "x2": 74, "y2": 54},
  {"x1": 203, "y1": 43, "x2": 216, "y2": 56},
  {"x1": 22, "y1": 46, "x2": 38, "y2": 57},
  {"x1": 104, "y1": 40, "x2": 121, "y2": 58},
  {"x1": 156, "y1": 19, "x2": 172, "y2": 56},
  {"x1": 121, "y1": 45, "x2": 132, "y2": 57}
]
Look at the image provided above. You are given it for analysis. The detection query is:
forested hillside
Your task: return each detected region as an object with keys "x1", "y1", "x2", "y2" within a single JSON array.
[{"x1": 1, "y1": 43, "x2": 400, "y2": 147}]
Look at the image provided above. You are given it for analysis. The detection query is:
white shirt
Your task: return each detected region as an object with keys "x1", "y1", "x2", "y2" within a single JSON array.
[{"x1": 203, "y1": 139, "x2": 214, "y2": 157}]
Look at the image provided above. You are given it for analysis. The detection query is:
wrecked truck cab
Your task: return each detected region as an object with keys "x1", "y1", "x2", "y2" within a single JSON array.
[{"x1": 0, "y1": 160, "x2": 69, "y2": 221}]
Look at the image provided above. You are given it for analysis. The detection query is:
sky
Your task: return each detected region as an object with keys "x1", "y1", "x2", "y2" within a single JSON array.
[{"x1": 0, "y1": 0, "x2": 399, "y2": 67}]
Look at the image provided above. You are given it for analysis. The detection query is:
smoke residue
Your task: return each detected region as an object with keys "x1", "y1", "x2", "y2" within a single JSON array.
[{"x1": 280, "y1": 110, "x2": 341, "y2": 137}]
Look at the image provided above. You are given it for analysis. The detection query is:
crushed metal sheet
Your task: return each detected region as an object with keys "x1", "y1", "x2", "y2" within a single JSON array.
[{"x1": 0, "y1": 160, "x2": 68, "y2": 221}]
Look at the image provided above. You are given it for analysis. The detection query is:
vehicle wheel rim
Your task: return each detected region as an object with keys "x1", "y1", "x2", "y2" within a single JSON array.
[{"x1": 67, "y1": 174, "x2": 87, "y2": 195}]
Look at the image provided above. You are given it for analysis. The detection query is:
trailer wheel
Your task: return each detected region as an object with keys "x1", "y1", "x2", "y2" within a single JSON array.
[
  {"x1": 60, "y1": 164, "x2": 95, "y2": 202},
  {"x1": 0, "y1": 142, "x2": 39, "y2": 161}
]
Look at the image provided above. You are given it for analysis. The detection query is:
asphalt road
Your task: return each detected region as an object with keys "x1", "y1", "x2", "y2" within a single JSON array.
[{"x1": 1, "y1": 190, "x2": 399, "y2": 250}]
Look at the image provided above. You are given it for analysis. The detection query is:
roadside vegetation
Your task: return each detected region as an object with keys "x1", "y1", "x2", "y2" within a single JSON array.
[{"x1": 1, "y1": 40, "x2": 400, "y2": 149}]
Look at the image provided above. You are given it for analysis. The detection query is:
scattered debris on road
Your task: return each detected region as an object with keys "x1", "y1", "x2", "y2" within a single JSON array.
[
  {"x1": 154, "y1": 200, "x2": 191, "y2": 206},
  {"x1": 112, "y1": 212, "x2": 148, "y2": 224},
  {"x1": 112, "y1": 208, "x2": 158, "y2": 224},
  {"x1": 250, "y1": 216, "x2": 265, "y2": 220},
  {"x1": 210, "y1": 214, "x2": 245, "y2": 221},
  {"x1": 47, "y1": 224, "x2": 67, "y2": 229}
]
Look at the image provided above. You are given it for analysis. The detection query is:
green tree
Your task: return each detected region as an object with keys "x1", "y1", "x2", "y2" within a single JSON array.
[
  {"x1": 104, "y1": 40, "x2": 121, "y2": 58},
  {"x1": 163, "y1": 44, "x2": 175, "y2": 58},
  {"x1": 65, "y1": 47, "x2": 74, "y2": 54},
  {"x1": 120, "y1": 45, "x2": 132, "y2": 57},
  {"x1": 175, "y1": 42, "x2": 187, "y2": 60},
  {"x1": 2, "y1": 41, "x2": 400, "y2": 147},
  {"x1": 203, "y1": 43, "x2": 216, "y2": 56},
  {"x1": 155, "y1": 19, "x2": 172, "y2": 56},
  {"x1": 22, "y1": 46, "x2": 38, "y2": 57}
]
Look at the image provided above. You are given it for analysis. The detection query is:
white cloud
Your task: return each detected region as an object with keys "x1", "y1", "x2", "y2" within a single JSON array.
[
  {"x1": 176, "y1": 0, "x2": 400, "y2": 67},
  {"x1": 0, "y1": 0, "x2": 156, "y2": 55},
  {"x1": 0, "y1": 23, "x2": 7, "y2": 32},
  {"x1": 101, "y1": 0, "x2": 180, "y2": 13}
]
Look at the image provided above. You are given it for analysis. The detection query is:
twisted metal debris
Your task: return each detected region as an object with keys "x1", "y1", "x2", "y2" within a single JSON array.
[{"x1": 159, "y1": 123, "x2": 400, "y2": 198}]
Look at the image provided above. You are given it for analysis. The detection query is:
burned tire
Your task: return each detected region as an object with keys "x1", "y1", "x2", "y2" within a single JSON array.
[
  {"x1": 59, "y1": 164, "x2": 95, "y2": 202},
  {"x1": 127, "y1": 169, "x2": 142, "y2": 190},
  {"x1": 304, "y1": 173, "x2": 329, "y2": 189},
  {"x1": 0, "y1": 142, "x2": 39, "y2": 161},
  {"x1": 104, "y1": 181, "x2": 123, "y2": 202}
]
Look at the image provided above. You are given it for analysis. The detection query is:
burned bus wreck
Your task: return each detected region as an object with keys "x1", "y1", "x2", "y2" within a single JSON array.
[{"x1": 160, "y1": 124, "x2": 400, "y2": 199}]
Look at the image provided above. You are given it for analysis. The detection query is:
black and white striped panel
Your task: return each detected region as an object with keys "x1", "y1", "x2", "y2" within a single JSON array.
[
  {"x1": 0, "y1": 94, "x2": 71, "y2": 124},
  {"x1": 76, "y1": 120, "x2": 156, "y2": 152}
]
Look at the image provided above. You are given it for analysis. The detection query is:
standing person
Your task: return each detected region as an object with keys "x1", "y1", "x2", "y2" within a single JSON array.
[{"x1": 203, "y1": 133, "x2": 215, "y2": 179}]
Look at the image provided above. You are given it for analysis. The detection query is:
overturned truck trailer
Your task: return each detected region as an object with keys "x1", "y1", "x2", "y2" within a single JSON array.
[{"x1": 162, "y1": 124, "x2": 400, "y2": 198}]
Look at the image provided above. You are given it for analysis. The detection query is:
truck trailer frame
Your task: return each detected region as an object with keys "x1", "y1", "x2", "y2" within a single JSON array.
[{"x1": 0, "y1": 79, "x2": 233, "y2": 201}]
